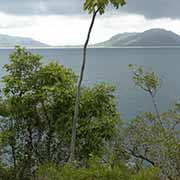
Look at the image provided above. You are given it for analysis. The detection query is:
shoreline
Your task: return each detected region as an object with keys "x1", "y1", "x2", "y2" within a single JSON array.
[{"x1": 0, "y1": 46, "x2": 180, "y2": 50}]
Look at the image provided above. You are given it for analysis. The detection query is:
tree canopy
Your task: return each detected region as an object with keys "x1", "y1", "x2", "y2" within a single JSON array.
[
  {"x1": 84, "y1": 0, "x2": 126, "y2": 14},
  {"x1": 0, "y1": 47, "x2": 120, "y2": 179}
]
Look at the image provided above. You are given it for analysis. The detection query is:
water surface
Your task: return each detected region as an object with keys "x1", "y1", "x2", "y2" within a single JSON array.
[{"x1": 0, "y1": 47, "x2": 180, "y2": 119}]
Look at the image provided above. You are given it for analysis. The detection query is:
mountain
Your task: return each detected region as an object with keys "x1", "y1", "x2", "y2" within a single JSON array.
[
  {"x1": 93, "y1": 29, "x2": 180, "y2": 47},
  {"x1": 0, "y1": 34, "x2": 50, "y2": 47}
]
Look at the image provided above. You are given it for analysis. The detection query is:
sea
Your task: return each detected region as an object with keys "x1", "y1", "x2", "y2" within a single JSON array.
[{"x1": 0, "y1": 47, "x2": 180, "y2": 120}]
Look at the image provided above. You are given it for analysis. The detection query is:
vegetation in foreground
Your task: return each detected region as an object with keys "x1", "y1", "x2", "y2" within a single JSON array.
[{"x1": 0, "y1": 47, "x2": 179, "y2": 180}]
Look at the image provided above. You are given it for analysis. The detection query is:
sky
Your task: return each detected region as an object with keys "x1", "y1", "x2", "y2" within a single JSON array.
[{"x1": 0, "y1": 0, "x2": 180, "y2": 45}]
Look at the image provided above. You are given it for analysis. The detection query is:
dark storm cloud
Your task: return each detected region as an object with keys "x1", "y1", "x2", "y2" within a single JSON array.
[
  {"x1": 0, "y1": 0, "x2": 180, "y2": 19},
  {"x1": 124, "y1": 0, "x2": 180, "y2": 19},
  {"x1": 0, "y1": 0, "x2": 84, "y2": 15}
]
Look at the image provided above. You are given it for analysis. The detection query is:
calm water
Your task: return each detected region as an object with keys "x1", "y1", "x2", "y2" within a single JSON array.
[{"x1": 0, "y1": 47, "x2": 180, "y2": 119}]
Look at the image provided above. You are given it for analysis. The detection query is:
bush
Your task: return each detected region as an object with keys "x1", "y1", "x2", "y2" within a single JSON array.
[
  {"x1": 0, "y1": 165, "x2": 14, "y2": 180},
  {"x1": 130, "y1": 168, "x2": 160, "y2": 180},
  {"x1": 36, "y1": 159, "x2": 160, "y2": 180},
  {"x1": 37, "y1": 165, "x2": 127, "y2": 180}
]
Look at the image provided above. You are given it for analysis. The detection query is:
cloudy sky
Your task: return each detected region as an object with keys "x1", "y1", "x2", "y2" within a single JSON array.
[{"x1": 0, "y1": 0, "x2": 180, "y2": 45}]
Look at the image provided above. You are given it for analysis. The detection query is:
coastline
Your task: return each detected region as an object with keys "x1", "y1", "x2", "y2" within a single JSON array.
[{"x1": 0, "y1": 46, "x2": 180, "y2": 50}]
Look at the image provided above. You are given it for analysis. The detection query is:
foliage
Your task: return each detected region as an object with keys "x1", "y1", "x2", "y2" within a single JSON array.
[
  {"x1": 77, "y1": 84, "x2": 119, "y2": 160},
  {"x1": 0, "y1": 47, "x2": 119, "y2": 179},
  {"x1": 84, "y1": 0, "x2": 126, "y2": 15},
  {"x1": 130, "y1": 167, "x2": 160, "y2": 180},
  {"x1": 112, "y1": 65, "x2": 180, "y2": 180},
  {"x1": 120, "y1": 112, "x2": 179, "y2": 178},
  {"x1": 36, "y1": 158, "x2": 160, "y2": 180},
  {"x1": 128, "y1": 64, "x2": 161, "y2": 96},
  {"x1": 129, "y1": 64, "x2": 162, "y2": 125},
  {"x1": 0, "y1": 49, "x2": 179, "y2": 180}
]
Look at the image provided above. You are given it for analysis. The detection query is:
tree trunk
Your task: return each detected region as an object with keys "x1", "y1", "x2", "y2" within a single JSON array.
[
  {"x1": 41, "y1": 102, "x2": 52, "y2": 161},
  {"x1": 69, "y1": 10, "x2": 99, "y2": 162},
  {"x1": 10, "y1": 137, "x2": 17, "y2": 178},
  {"x1": 149, "y1": 91, "x2": 163, "y2": 127}
]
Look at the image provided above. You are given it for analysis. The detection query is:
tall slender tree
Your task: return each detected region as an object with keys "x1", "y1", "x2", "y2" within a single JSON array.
[
  {"x1": 69, "y1": 0, "x2": 126, "y2": 162},
  {"x1": 129, "y1": 64, "x2": 163, "y2": 127}
]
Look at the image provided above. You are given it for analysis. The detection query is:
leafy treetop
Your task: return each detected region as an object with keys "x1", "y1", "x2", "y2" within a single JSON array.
[
  {"x1": 128, "y1": 64, "x2": 161, "y2": 96},
  {"x1": 84, "y1": 0, "x2": 126, "y2": 14}
]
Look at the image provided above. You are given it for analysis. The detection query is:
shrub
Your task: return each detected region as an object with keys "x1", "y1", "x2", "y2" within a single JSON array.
[{"x1": 36, "y1": 159, "x2": 160, "y2": 180}]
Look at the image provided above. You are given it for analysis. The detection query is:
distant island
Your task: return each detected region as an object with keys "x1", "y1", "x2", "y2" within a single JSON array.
[
  {"x1": 91, "y1": 29, "x2": 180, "y2": 47},
  {"x1": 1, "y1": 29, "x2": 180, "y2": 48},
  {"x1": 0, "y1": 34, "x2": 50, "y2": 48}
]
